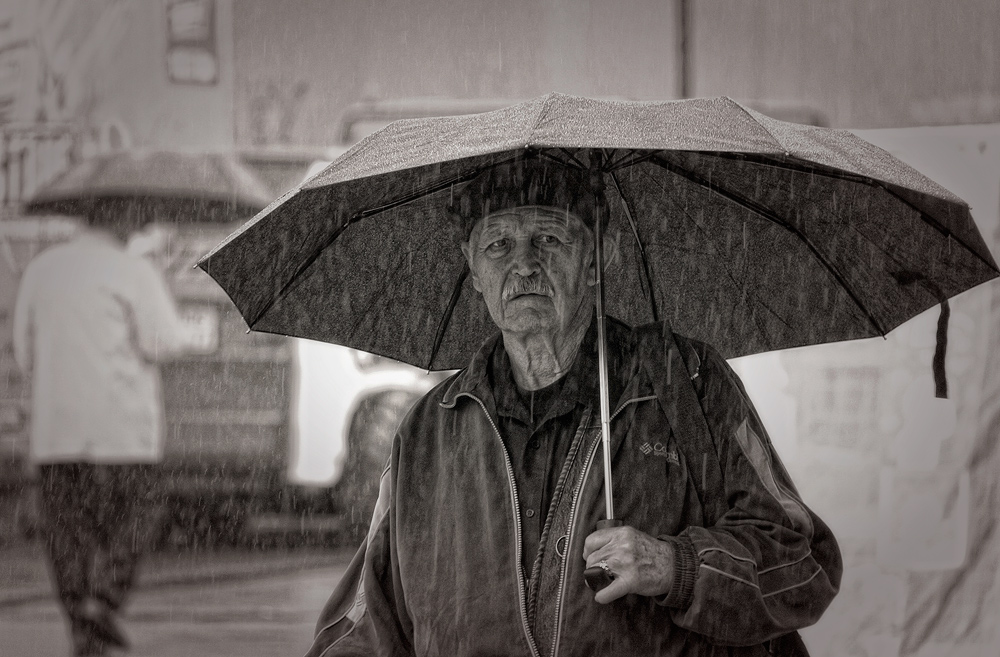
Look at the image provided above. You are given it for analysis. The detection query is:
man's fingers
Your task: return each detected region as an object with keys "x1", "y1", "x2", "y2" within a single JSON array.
[
  {"x1": 585, "y1": 550, "x2": 619, "y2": 571},
  {"x1": 582, "y1": 528, "x2": 616, "y2": 559},
  {"x1": 593, "y1": 575, "x2": 631, "y2": 604},
  {"x1": 583, "y1": 527, "x2": 676, "y2": 601}
]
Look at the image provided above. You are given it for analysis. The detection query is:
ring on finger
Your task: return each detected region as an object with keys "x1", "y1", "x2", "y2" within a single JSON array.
[{"x1": 597, "y1": 559, "x2": 612, "y2": 575}]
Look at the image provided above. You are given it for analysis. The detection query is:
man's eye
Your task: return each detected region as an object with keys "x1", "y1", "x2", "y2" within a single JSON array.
[
  {"x1": 536, "y1": 234, "x2": 558, "y2": 245},
  {"x1": 485, "y1": 238, "x2": 510, "y2": 254}
]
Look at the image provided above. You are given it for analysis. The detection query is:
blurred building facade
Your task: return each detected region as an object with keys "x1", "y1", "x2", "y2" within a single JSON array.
[
  {"x1": 782, "y1": 128, "x2": 1000, "y2": 657},
  {"x1": 229, "y1": 0, "x2": 1000, "y2": 147},
  {"x1": 0, "y1": 1, "x2": 998, "y2": 655},
  {"x1": 1, "y1": 0, "x2": 998, "y2": 200}
]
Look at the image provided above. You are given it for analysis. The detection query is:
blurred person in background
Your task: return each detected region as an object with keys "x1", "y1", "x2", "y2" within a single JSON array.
[{"x1": 12, "y1": 208, "x2": 186, "y2": 657}]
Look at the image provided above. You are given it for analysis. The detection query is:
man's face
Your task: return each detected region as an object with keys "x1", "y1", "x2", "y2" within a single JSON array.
[{"x1": 461, "y1": 206, "x2": 596, "y2": 337}]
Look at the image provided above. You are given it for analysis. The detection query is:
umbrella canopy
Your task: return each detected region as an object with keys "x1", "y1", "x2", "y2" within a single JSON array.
[
  {"x1": 24, "y1": 150, "x2": 273, "y2": 223},
  {"x1": 198, "y1": 93, "x2": 999, "y2": 371}
]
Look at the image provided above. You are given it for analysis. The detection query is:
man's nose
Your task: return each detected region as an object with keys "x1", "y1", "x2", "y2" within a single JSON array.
[{"x1": 510, "y1": 241, "x2": 541, "y2": 275}]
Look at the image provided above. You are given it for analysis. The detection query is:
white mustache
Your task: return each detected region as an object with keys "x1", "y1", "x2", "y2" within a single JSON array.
[{"x1": 503, "y1": 276, "x2": 553, "y2": 301}]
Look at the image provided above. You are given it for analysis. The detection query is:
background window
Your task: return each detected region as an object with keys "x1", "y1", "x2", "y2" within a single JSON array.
[
  {"x1": 802, "y1": 366, "x2": 881, "y2": 449},
  {"x1": 166, "y1": 0, "x2": 218, "y2": 85}
]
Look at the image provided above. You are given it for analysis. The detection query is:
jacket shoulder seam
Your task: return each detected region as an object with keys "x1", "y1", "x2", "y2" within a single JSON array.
[
  {"x1": 312, "y1": 601, "x2": 366, "y2": 656},
  {"x1": 699, "y1": 564, "x2": 760, "y2": 590},
  {"x1": 758, "y1": 549, "x2": 813, "y2": 575}
]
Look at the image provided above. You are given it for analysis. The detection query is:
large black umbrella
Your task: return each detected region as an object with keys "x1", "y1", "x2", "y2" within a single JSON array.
[
  {"x1": 24, "y1": 149, "x2": 272, "y2": 223},
  {"x1": 197, "y1": 93, "x2": 999, "y2": 546},
  {"x1": 198, "y1": 93, "x2": 997, "y2": 369}
]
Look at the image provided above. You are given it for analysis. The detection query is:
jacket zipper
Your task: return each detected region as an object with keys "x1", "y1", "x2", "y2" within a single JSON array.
[
  {"x1": 458, "y1": 392, "x2": 542, "y2": 657},
  {"x1": 550, "y1": 400, "x2": 637, "y2": 657}
]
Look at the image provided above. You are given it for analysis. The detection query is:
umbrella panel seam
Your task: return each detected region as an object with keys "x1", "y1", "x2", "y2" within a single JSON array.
[
  {"x1": 726, "y1": 99, "x2": 786, "y2": 152},
  {"x1": 651, "y1": 181, "x2": 792, "y2": 347},
  {"x1": 705, "y1": 151, "x2": 997, "y2": 274},
  {"x1": 527, "y1": 93, "x2": 559, "y2": 145},
  {"x1": 608, "y1": 168, "x2": 659, "y2": 322}
]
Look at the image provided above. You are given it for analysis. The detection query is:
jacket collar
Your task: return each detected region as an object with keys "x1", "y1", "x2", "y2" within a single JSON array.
[{"x1": 440, "y1": 331, "x2": 499, "y2": 408}]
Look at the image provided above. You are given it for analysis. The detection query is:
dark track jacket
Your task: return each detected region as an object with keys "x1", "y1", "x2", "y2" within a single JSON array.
[{"x1": 306, "y1": 320, "x2": 842, "y2": 656}]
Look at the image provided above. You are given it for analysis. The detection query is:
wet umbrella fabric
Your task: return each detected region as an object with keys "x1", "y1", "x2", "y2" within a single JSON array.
[
  {"x1": 198, "y1": 93, "x2": 998, "y2": 374},
  {"x1": 24, "y1": 150, "x2": 273, "y2": 223}
]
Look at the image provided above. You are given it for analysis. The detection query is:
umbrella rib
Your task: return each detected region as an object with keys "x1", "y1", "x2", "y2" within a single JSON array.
[
  {"x1": 744, "y1": 288, "x2": 794, "y2": 332},
  {"x1": 605, "y1": 149, "x2": 630, "y2": 171},
  {"x1": 608, "y1": 170, "x2": 659, "y2": 322},
  {"x1": 246, "y1": 158, "x2": 518, "y2": 328},
  {"x1": 351, "y1": 162, "x2": 506, "y2": 222},
  {"x1": 704, "y1": 152, "x2": 997, "y2": 273},
  {"x1": 649, "y1": 154, "x2": 889, "y2": 336},
  {"x1": 607, "y1": 150, "x2": 658, "y2": 172},
  {"x1": 428, "y1": 264, "x2": 470, "y2": 369},
  {"x1": 655, "y1": 186, "x2": 789, "y2": 347},
  {"x1": 538, "y1": 149, "x2": 586, "y2": 170},
  {"x1": 708, "y1": 151, "x2": 876, "y2": 185},
  {"x1": 878, "y1": 187, "x2": 997, "y2": 271}
]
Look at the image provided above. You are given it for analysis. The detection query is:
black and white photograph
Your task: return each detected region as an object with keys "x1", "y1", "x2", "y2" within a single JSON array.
[{"x1": 1, "y1": 2, "x2": 999, "y2": 656}]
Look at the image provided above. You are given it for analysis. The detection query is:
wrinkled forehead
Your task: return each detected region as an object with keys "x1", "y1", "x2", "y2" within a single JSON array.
[{"x1": 469, "y1": 205, "x2": 591, "y2": 241}]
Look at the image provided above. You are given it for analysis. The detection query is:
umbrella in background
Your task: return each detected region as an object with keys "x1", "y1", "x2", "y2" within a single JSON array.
[
  {"x1": 23, "y1": 150, "x2": 273, "y2": 224},
  {"x1": 197, "y1": 93, "x2": 1000, "y2": 578}
]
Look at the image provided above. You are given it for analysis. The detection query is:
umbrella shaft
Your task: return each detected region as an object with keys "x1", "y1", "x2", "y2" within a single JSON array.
[{"x1": 594, "y1": 194, "x2": 615, "y2": 521}]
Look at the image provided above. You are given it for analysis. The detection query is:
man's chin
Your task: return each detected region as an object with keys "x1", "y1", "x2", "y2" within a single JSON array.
[{"x1": 497, "y1": 308, "x2": 558, "y2": 335}]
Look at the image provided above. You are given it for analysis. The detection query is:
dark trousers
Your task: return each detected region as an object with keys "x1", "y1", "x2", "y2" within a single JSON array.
[{"x1": 37, "y1": 463, "x2": 161, "y2": 651}]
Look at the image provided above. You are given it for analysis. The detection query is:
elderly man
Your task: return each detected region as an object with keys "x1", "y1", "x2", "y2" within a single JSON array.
[{"x1": 307, "y1": 161, "x2": 842, "y2": 657}]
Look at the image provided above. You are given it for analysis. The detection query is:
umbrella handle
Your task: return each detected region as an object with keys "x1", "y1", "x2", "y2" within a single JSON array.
[{"x1": 583, "y1": 518, "x2": 625, "y2": 592}]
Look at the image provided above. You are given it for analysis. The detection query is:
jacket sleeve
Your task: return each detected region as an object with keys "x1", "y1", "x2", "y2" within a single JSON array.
[
  {"x1": 129, "y1": 257, "x2": 186, "y2": 363},
  {"x1": 661, "y1": 343, "x2": 842, "y2": 646},
  {"x1": 12, "y1": 263, "x2": 35, "y2": 374},
  {"x1": 306, "y1": 457, "x2": 414, "y2": 657}
]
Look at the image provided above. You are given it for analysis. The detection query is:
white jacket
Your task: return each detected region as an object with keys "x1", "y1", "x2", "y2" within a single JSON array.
[{"x1": 13, "y1": 231, "x2": 185, "y2": 464}]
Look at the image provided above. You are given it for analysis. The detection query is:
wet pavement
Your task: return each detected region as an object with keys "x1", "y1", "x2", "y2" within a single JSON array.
[
  {"x1": 0, "y1": 540, "x2": 355, "y2": 607},
  {"x1": 0, "y1": 563, "x2": 348, "y2": 656}
]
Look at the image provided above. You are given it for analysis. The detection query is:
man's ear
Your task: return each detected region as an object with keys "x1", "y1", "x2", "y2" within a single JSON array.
[{"x1": 460, "y1": 241, "x2": 481, "y2": 293}]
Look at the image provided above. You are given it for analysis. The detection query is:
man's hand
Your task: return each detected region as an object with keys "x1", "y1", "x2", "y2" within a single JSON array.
[{"x1": 582, "y1": 525, "x2": 675, "y2": 604}]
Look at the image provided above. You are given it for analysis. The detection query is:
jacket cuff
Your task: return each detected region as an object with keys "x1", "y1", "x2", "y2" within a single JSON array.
[{"x1": 655, "y1": 535, "x2": 697, "y2": 609}]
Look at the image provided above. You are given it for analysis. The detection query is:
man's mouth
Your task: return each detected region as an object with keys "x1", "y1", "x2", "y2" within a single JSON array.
[
  {"x1": 506, "y1": 290, "x2": 552, "y2": 302},
  {"x1": 503, "y1": 279, "x2": 553, "y2": 301}
]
